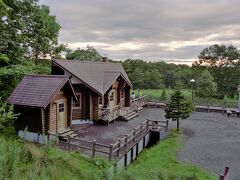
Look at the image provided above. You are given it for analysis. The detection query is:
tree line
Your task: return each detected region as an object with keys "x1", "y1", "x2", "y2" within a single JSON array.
[{"x1": 1, "y1": 0, "x2": 240, "y2": 103}]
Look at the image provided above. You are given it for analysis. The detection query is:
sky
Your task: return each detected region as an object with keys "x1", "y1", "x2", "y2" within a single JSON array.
[{"x1": 40, "y1": 0, "x2": 240, "y2": 65}]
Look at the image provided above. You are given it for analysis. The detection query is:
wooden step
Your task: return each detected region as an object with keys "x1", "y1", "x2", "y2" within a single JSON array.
[
  {"x1": 60, "y1": 130, "x2": 75, "y2": 137},
  {"x1": 126, "y1": 112, "x2": 138, "y2": 121}
]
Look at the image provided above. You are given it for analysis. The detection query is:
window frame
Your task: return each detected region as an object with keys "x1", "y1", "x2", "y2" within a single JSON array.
[{"x1": 73, "y1": 93, "x2": 81, "y2": 109}]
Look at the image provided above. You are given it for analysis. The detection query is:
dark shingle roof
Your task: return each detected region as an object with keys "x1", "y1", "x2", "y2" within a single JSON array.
[
  {"x1": 7, "y1": 75, "x2": 73, "y2": 108},
  {"x1": 53, "y1": 60, "x2": 132, "y2": 95}
]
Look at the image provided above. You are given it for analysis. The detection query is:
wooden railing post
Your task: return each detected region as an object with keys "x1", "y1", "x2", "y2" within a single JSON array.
[
  {"x1": 133, "y1": 128, "x2": 136, "y2": 142},
  {"x1": 147, "y1": 119, "x2": 149, "y2": 130},
  {"x1": 224, "y1": 167, "x2": 229, "y2": 176},
  {"x1": 124, "y1": 135, "x2": 128, "y2": 152},
  {"x1": 92, "y1": 140, "x2": 96, "y2": 158},
  {"x1": 117, "y1": 139, "x2": 121, "y2": 157},
  {"x1": 140, "y1": 123, "x2": 143, "y2": 135},
  {"x1": 109, "y1": 144, "x2": 113, "y2": 160},
  {"x1": 68, "y1": 136, "x2": 71, "y2": 151},
  {"x1": 219, "y1": 175, "x2": 224, "y2": 180}
]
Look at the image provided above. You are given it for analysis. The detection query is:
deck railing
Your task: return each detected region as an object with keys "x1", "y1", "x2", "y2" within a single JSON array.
[
  {"x1": 131, "y1": 95, "x2": 148, "y2": 110},
  {"x1": 100, "y1": 105, "x2": 120, "y2": 122},
  {"x1": 58, "y1": 119, "x2": 169, "y2": 160}
]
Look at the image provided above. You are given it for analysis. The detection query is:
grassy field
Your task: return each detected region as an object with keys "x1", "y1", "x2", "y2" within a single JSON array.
[
  {"x1": 140, "y1": 89, "x2": 238, "y2": 108},
  {"x1": 116, "y1": 130, "x2": 217, "y2": 180},
  {"x1": 0, "y1": 131, "x2": 217, "y2": 179},
  {"x1": 0, "y1": 137, "x2": 112, "y2": 180}
]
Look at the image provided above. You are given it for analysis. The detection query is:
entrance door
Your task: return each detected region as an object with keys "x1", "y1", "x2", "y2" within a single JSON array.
[
  {"x1": 108, "y1": 89, "x2": 116, "y2": 108},
  {"x1": 57, "y1": 99, "x2": 67, "y2": 131}
]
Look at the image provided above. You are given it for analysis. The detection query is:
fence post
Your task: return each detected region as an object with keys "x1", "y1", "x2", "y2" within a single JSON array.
[
  {"x1": 117, "y1": 139, "x2": 121, "y2": 157},
  {"x1": 68, "y1": 136, "x2": 71, "y2": 151},
  {"x1": 219, "y1": 175, "x2": 224, "y2": 180},
  {"x1": 109, "y1": 144, "x2": 113, "y2": 160},
  {"x1": 147, "y1": 119, "x2": 149, "y2": 130},
  {"x1": 124, "y1": 135, "x2": 128, "y2": 152},
  {"x1": 133, "y1": 128, "x2": 136, "y2": 142},
  {"x1": 224, "y1": 167, "x2": 229, "y2": 176},
  {"x1": 165, "y1": 120, "x2": 169, "y2": 132},
  {"x1": 92, "y1": 140, "x2": 96, "y2": 158}
]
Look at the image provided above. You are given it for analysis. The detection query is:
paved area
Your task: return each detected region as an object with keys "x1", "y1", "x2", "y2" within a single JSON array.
[
  {"x1": 71, "y1": 108, "x2": 167, "y2": 144},
  {"x1": 178, "y1": 111, "x2": 240, "y2": 180},
  {"x1": 72, "y1": 108, "x2": 240, "y2": 179}
]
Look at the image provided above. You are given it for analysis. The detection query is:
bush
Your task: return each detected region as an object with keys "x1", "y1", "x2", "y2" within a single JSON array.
[{"x1": 0, "y1": 102, "x2": 19, "y2": 137}]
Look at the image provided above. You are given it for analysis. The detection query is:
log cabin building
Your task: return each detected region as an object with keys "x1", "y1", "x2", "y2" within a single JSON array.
[
  {"x1": 51, "y1": 59, "x2": 133, "y2": 123},
  {"x1": 7, "y1": 75, "x2": 77, "y2": 135},
  {"x1": 7, "y1": 60, "x2": 146, "y2": 140}
]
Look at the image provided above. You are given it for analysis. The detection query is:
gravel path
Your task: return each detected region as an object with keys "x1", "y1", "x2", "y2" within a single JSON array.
[
  {"x1": 178, "y1": 111, "x2": 240, "y2": 180},
  {"x1": 72, "y1": 108, "x2": 240, "y2": 179}
]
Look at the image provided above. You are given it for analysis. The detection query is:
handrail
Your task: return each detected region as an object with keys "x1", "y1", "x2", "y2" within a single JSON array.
[{"x1": 60, "y1": 118, "x2": 169, "y2": 160}]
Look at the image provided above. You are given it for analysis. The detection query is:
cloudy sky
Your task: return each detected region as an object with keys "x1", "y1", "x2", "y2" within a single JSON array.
[{"x1": 40, "y1": 0, "x2": 240, "y2": 64}]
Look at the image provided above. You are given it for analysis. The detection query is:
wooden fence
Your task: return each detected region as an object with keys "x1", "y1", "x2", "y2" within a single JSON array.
[{"x1": 58, "y1": 119, "x2": 168, "y2": 160}]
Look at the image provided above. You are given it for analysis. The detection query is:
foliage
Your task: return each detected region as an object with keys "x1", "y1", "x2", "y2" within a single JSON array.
[
  {"x1": 117, "y1": 130, "x2": 216, "y2": 180},
  {"x1": 0, "y1": 102, "x2": 18, "y2": 137},
  {"x1": 66, "y1": 45, "x2": 102, "y2": 61},
  {"x1": 0, "y1": 59, "x2": 51, "y2": 100},
  {"x1": 194, "y1": 44, "x2": 240, "y2": 98},
  {"x1": 0, "y1": 137, "x2": 111, "y2": 179},
  {"x1": 196, "y1": 70, "x2": 217, "y2": 98},
  {"x1": 165, "y1": 90, "x2": 193, "y2": 131},
  {"x1": 0, "y1": 0, "x2": 60, "y2": 63},
  {"x1": 161, "y1": 89, "x2": 167, "y2": 101}
]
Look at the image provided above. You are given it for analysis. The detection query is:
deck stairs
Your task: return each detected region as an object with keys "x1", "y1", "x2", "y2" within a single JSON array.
[{"x1": 58, "y1": 129, "x2": 78, "y2": 141}]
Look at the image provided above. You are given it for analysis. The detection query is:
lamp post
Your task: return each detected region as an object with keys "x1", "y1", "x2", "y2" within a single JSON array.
[
  {"x1": 190, "y1": 79, "x2": 195, "y2": 102},
  {"x1": 238, "y1": 85, "x2": 240, "y2": 110}
]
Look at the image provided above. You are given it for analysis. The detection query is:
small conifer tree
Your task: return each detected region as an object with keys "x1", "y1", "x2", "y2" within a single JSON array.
[{"x1": 165, "y1": 89, "x2": 193, "y2": 131}]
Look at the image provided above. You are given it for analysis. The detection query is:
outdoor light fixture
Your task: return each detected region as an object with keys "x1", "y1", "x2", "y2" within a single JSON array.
[{"x1": 190, "y1": 79, "x2": 195, "y2": 102}]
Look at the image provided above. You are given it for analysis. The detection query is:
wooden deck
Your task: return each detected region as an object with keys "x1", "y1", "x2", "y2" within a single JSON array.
[
  {"x1": 99, "y1": 96, "x2": 148, "y2": 122},
  {"x1": 58, "y1": 118, "x2": 168, "y2": 159}
]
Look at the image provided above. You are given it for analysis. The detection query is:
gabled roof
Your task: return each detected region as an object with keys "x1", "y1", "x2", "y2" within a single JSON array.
[
  {"x1": 53, "y1": 60, "x2": 132, "y2": 95},
  {"x1": 7, "y1": 75, "x2": 76, "y2": 109}
]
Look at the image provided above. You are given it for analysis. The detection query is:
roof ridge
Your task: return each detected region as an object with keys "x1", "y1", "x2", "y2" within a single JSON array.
[
  {"x1": 103, "y1": 71, "x2": 121, "y2": 73},
  {"x1": 54, "y1": 59, "x2": 122, "y2": 65},
  {"x1": 26, "y1": 74, "x2": 68, "y2": 78}
]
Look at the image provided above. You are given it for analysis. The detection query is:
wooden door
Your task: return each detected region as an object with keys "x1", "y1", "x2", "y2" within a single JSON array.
[
  {"x1": 57, "y1": 99, "x2": 67, "y2": 131},
  {"x1": 108, "y1": 89, "x2": 115, "y2": 108}
]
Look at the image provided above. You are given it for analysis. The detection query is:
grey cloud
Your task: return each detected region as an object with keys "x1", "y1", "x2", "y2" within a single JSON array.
[{"x1": 40, "y1": 0, "x2": 240, "y2": 63}]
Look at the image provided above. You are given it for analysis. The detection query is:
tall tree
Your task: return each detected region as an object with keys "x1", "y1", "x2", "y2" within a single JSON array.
[
  {"x1": 0, "y1": 0, "x2": 60, "y2": 63},
  {"x1": 194, "y1": 44, "x2": 240, "y2": 98},
  {"x1": 130, "y1": 67, "x2": 144, "y2": 88},
  {"x1": 66, "y1": 45, "x2": 101, "y2": 61},
  {"x1": 165, "y1": 89, "x2": 193, "y2": 131},
  {"x1": 196, "y1": 70, "x2": 217, "y2": 98}
]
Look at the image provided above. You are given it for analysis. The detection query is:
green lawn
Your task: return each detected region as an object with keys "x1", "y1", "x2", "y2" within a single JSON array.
[
  {"x1": 140, "y1": 89, "x2": 237, "y2": 108},
  {"x1": 116, "y1": 130, "x2": 217, "y2": 180}
]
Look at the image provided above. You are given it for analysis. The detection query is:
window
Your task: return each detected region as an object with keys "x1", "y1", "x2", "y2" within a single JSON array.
[
  {"x1": 110, "y1": 92, "x2": 114, "y2": 101},
  {"x1": 73, "y1": 94, "x2": 81, "y2": 108},
  {"x1": 58, "y1": 103, "x2": 64, "y2": 112},
  {"x1": 99, "y1": 97, "x2": 102, "y2": 105}
]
